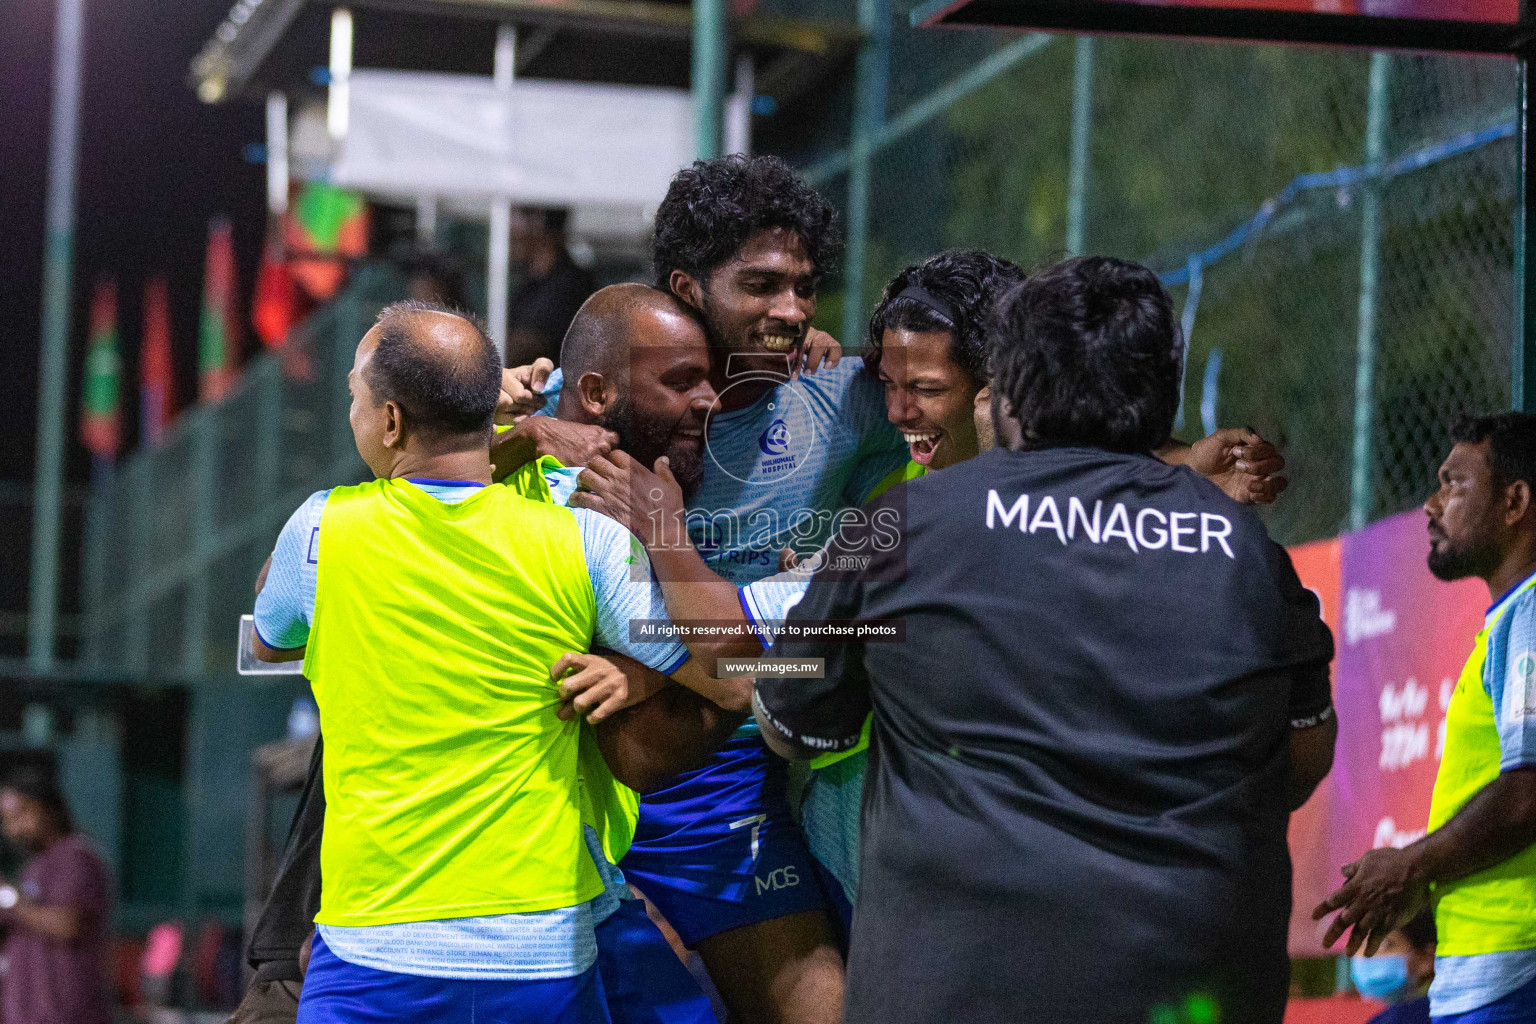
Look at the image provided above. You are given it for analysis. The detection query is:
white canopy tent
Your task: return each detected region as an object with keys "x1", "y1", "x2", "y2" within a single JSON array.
[{"x1": 276, "y1": 52, "x2": 751, "y2": 353}]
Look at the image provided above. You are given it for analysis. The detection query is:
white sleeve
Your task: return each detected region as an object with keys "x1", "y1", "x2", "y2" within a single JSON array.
[
  {"x1": 252, "y1": 490, "x2": 329, "y2": 650},
  {"x1": 571, "y1": 506, "x2": 690, "y2": 674},
  {"x1": 739, "y1": 572, "x2": 812, "y2": 650}
]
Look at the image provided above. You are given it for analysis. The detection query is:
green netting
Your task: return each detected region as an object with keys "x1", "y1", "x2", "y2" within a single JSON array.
[
  {"x1": 83, "y1": 17, "x2": 1524, "y2": 675},
  {"x1": 797, "y1": 15, "x2": 1519, "y2": 546}
]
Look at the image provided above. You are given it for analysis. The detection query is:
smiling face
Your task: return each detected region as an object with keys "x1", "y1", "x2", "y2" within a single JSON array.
[
  {"x1": 877, "y1": 327, "x2": 983, "y2": 471},
  {"x1": 679, "y1": 227, "x2": 817, "y2": 363},
  {"x1": 1424, "y1": 440, "x2": 1506, "y2": 581},
  {"x1": 606, "y1": 306, "x2": 717, "y2": 498}
]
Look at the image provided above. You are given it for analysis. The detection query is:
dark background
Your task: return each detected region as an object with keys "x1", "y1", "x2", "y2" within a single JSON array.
[{"x1": 0, "y1": 0, "x2": 268, "y2": 482}]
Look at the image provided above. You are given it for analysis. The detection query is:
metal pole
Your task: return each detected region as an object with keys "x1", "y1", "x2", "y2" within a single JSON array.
[
  {"x1": 841, "y1": 0, "x2": 892, "y2": 349},
  {"x1": 417, "y1": 195, "x2": 438, "y2": 250},
  {"x1": 1066, "y1": 35, "x2": 1095, "y2": 257},
  {"x1": 1350, "y1": 52, "x2": 1390, "y2": 530},
  {"x1": 29, "y1": 0, "x2": 85, "y2": 673},
  {"x1": 487, "y1": 24, "x2": 515, "y2": 358},
  {"x1": 1516, "y1": 56, "x2": 1536, "y2": 412},
  {"x1": 692, "y1": 0, "x2": 727, "y2": 160},
  {"x1": 725, "y1": 54, "x2": 754, "y2": 157},
  {"x1": 266, "y1": 92, "x2": 289, "y2": 217},
  {"x1": 328, "y1": 8, "x2": 352, "y2": 141}
]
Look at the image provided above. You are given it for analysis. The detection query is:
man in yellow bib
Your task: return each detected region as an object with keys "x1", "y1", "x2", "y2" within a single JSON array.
[
  {"x1": 252, "y1": 300, "x2": 693, "y2": 1023},
  {"x1": 1317, "y1": 413, "x2": 1536, "y2": 1023}
]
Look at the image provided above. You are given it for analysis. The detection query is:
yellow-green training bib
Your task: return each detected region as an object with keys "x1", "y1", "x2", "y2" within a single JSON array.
[{"x1": 304, "y1": 478, "x2": 601, "y2": 927}]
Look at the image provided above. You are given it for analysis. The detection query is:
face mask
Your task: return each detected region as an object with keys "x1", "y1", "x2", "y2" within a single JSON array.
[{"x1": 1350, "y1": 954, "x2": 1410, "y2": 1002}]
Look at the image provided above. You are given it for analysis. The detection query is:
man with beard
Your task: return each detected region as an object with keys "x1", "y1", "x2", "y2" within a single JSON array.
[
  {"x1": 226, "y1": 295, "x2": 733, "y2": 1024},
  {"x1": 1317, "y1": 413, "x2": 1536, "y2": 1024},
  {"x1": 506, "y1": 156, "x2": 874, "y2": 1024}
]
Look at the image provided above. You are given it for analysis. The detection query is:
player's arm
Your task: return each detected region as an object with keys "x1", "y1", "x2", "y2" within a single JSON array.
[
  {"x1": 252, "y1": 494, "x2": 326, "y2": 663},
  {"x1": 754, "y1": 530, "x2": 876, "y2": 761},
  {"x1": 1288, "y1": 709, "x2": 1337, "y2": 811},
  {"x1": 1314, "y1": 768, "x2": 1536, "y2": 956},
  {"x1": 1315, "y1": 593, "x2": 1536, "y2": 954},
  {"x1": 571, "y1": 451, "x2": 764, "y2": 672},
  {"x1": 1160, "y1": 428, "x2": 1288, "y2": 504},
  {"x1": 595, "y1": 682, "x2": 748, "y2": 794},
  {"x1": 1274, "y1": 544, "x2": 1337, "y2": 811},
  {"x1": 570, "y1": 505, "x2": 753, "y2": 714},
  {"x1": 490, "y1": 363, "x2": 620, "y2": 480},
  {"x1": 552, "y1": 648, "x2": 745, "y2": 791}
]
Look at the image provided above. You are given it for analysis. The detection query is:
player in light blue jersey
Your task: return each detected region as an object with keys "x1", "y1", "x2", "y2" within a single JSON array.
[{"x1": 495, "y1": 158, "x2": 875, "y2": 1024}]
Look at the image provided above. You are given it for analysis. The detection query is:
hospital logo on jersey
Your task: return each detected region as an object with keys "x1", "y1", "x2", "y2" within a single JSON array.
[
  {"x1": 760, "y1": 419, "x2": 792, "y2": 456},
  {"x1": 1509, "y1": 651, "x2": 1536, "y2": 719},
  {"x1": 706, "y1": 388, "x2": 819, "y2": 485}
]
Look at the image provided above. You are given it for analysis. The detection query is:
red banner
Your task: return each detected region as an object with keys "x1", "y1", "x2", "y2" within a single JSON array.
[{"x1": 1287, "y1": 536, "x2": 1341, "y2": 956}]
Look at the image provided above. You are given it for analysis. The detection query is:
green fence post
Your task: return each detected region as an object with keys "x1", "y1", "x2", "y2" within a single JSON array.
[
  {"x1": 841, "y1": 0, "x2": 892, "y2": 349},
  {"x1": 257, "y1": 358, "x2": 284, "y2": 537},
  {"x1": 80, "y1": 465, "x2": 111, "y2": 667},
  {"x1": 1066, "y1": 35, "x2": 1096, "y2": 257},
  {"x1": 1350, "y1": 52, "x2": 1390, "y2": 530},
  {"x1": 183, "y1": 408, "x2": 218, "y2": 676},
  {"x1": 127, "y1": 456, "x2": 152, "y2": 675},
  {"x1": 1517, "y1": 58, "x2": 1536, "y2": 413},
  {"x1": 692, "y1": 0, "x2": 727, "y2": 161},
  {"x1": 29, "y1": 0, "x2": 86, "y2": 673}
]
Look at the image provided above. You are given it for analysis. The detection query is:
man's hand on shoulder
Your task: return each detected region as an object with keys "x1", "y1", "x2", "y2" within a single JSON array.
[
  {"x1": 571, "y1": 452, "x2": 685, "y2": 547},
  {"x1": 792, "y1": 328, "x2": 842, "y2": 380},
  {"x1": 496, "y1": 359, "x2": 555, "y2": 425},
  {"x1": 493, "y1": 417, "x2": 618, "y2": 480},
  {"x1": 1163, "y1": 427, "x2": 1289, "y2": 504}
]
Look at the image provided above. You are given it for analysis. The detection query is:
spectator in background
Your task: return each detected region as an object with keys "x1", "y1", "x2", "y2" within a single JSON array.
[
  {"x1": 404, "y1": 251, "x2": 466, "y2": 309},
  {"x1": 505, "y1": 206, "x2": 596, "y2": 368},
  {"x1": 0, "y1": 765, "x2": 113, "y2": 1024},
  {"x1": 1356, "y1": 911, "x2": 1436, "y2": 1024}
]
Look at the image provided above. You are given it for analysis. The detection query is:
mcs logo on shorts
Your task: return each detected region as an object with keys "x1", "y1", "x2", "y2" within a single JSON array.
[{"x1": 755, "y1": 865, "x2": 800, "y2": 895}]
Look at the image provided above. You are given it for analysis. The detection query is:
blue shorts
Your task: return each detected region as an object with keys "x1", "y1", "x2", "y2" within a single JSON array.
[
  {"x1": 621, "y1": 735, "x2": 830, "y2": 948},
  {"x1": 1436, "y1": 972, "x2": 1536, "y2": 1024},
  {"x1": 297, "y1": 932, "x2": 610, "y2": 1023},
  {"x1": 595, "y1": 899, "x2": 718, "y2": 1024}
]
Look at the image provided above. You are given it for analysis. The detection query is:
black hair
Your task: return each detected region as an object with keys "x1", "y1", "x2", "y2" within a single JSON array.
[
  {"x1": 1451, "y1": 412, "x2": 1536, "y2": 493},
  {"x1": 1399, "y1": 908, "x2": 1436, "y2": 950},
  {"x1": 989, "y1": 256, "x2": 1183, "y2": 453},
  {"x1": 651, "y1": 155, "x2": 841, "y2": 289},
  {"x1": 403, "y1": 252, "x2": 466, "y2": 309},
  {"x1": 866, "y1": 250, "x2": 1027, "y2": 385},
  {"x1": 369, "y1": 300, "x2": 502, "y2": 438},
  {"x1": 519, "y1": 207, "x2": 569, "y2": 234},
  {"x1": 2, "y1": 765, "x2": 72, "y2": 834}
]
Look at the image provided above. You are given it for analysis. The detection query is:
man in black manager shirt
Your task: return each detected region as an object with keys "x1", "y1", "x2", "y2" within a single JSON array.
[{"x1": 754, "y1": 257, "x2": 1338, "y2": 1024}]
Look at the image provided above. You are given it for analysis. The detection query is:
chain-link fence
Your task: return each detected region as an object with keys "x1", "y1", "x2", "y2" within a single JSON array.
[
  {"x1": 81, "y1": 13, "x2": 1522, "y2": 675},
  {"x1": 81, "y1": 265, "x2": 408, "y2": 677},
  {"x1": 781, "y1": 4, "x2": 1519, "y2": 547}
]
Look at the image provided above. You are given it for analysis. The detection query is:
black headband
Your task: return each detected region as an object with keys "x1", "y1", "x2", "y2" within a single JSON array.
[{"x1": 894, "y1": 284, "x2": 957, "y2": 325}]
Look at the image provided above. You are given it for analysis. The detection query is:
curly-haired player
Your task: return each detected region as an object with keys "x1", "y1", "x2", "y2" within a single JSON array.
[{"x1": 510, "y1": 155, "x2": 907, "y2": 1024}]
